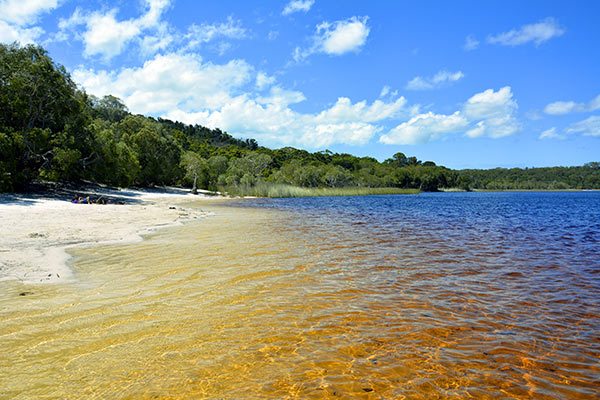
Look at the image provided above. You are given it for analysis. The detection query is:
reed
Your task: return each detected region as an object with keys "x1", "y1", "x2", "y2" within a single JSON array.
[{"x1": 222, "y1": 184, "x2": 420, "y2": 198}]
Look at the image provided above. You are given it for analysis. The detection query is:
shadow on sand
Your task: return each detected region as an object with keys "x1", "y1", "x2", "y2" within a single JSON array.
[{"x1": 0, "y1": 182, "x2": 191, "y2": 206}]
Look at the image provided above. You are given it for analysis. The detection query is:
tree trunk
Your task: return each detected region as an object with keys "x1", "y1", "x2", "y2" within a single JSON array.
[{"x1": 192, "y1": 173, "x2": 198, "y2": 195}]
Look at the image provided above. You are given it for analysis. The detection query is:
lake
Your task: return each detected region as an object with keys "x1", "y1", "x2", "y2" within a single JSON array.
[{"x1": 1, "y1": 192, "x2": 599, "y2": 398}]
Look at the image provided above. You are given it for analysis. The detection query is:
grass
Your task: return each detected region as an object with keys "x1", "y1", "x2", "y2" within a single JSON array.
[{"x1": 222, "y1": 183, "x2": 420, "y2": 198}]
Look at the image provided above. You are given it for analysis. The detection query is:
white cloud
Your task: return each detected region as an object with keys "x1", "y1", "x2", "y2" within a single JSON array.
[
  {"x1": 590, "y1": 95, "x2": 600, "y2": 111},
  {"x1": 294, "y1": 16, "x2": 369, "y2": 61},
  {"x1": 0, "y1": 0, "x2": 58, "y2": 25},
  {"x1": 175, "y1": 95, "x2": 405, "y2": 148},
  {"x1": 73, "y1": 53, "x2": 253, "y2": 114},
  {"x1": 185, "y1": 16, "x2": 248, "y2": 49},
  {"x1": 0, "y1": 0, "x2": 58, "y2": 43},
  {"x1": 139, "y1": 23, "x2": 174, "y2": 55},
  {"x1": 463, "y1": 35, "x2": 479, "y2": 51},
  {"x1": 544, "y1": 94, "x2": 600, "y2": 115},
  {"x1": 57, "y1": 7, "x2": 84, "y2": 31},
  {"x1": 319, "y1": 16, "x2": 369, "y2": 55},
  {"x1": 566, "y1": 116, "x2": 600, "y2": 137},
  {"x1": 488, "y1": 18, "x2": 565, "y2": 46},
  {"x1": 380, "y1": 112, "x2": 468, "y2": 145},
  {"x1": 406, "y1": 70, "x2": 464, "y2": 90},
  {"x1": 379, "y1": 86, "x2": 390, "y2": 97},
  {"x1": 544, "y1": 101, "x2": 580, "y2": 115},
  {"x1": 59, "y1": 0, "x2": 171, "y2": 60},
  {"x1": 0, "y1": 20, "x2": 43, "y2": 43},
  {"x1": 282, "y1": 0, "x2": 314, "y2": 16},
  {"x1": 255, "y1": 72, "x2": 276, "y2": 90},
  {"x1": 315, "y1": 97, "x2": 406, "y2": 124},
  {"x1": 539, "y1": 127, "x2": 565, "y2": 140},
  {"x1": 166, "y1": 96, "x2": 399, "y2": 148},
  {"x1": 74, "y1": 52, "x2": 408, "y2": 148},
  {"x1": 257, "y1": 86, "x2": 306, "y2": 107},
  {"x1": 380, "y1": 86, "x2": 520, "y2": 144},
  {"x1": 82, "y1": 11, "x2": 141, "y2": 59},
  {"x1": 463, "y1": 86, "x2": 519, "y2": 138}
]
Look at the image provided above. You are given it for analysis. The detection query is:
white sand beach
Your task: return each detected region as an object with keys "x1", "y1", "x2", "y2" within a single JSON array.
[{"x1": 0, "y1": 187, "x2": 217, "y2": 284}]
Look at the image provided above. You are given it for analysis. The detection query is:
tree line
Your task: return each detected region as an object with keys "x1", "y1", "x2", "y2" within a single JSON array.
[{"x1": 1, "y1": 43, "x2": 598, "y2": 194}]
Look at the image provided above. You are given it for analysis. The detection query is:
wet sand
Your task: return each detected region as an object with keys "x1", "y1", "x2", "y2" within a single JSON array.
[{"x1": 0, "y1": 188, "x2": 215, "y2": 284}]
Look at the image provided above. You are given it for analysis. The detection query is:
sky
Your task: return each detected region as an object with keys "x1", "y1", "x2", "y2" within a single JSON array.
[{"x1": 1, "y1": 0, "x2": 599, "y2": 168}]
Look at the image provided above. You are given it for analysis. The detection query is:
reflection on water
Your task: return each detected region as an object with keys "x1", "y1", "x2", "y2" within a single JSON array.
[{"x1": 1, "y1": 193, "x2": 599, "y2": 399}]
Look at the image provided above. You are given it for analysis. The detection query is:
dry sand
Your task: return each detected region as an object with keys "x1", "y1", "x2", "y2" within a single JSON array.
[{"x1": 0, "y1": 187, "x2": 218, "y2": 284}]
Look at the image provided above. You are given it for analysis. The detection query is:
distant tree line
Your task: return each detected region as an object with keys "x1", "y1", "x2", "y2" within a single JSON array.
[
  {"x1": 1, "y1": 43, "x2": 598, "y2": 194},
  {"x1": 458, "y1": 163, "x2": 600, "y2": 190}
]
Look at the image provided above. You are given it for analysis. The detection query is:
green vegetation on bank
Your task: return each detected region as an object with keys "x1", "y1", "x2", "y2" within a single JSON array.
[
  {"x1": 458, "y1": 165, "x2": 600, "y2": 190},
  {"x1": 223, "y1": 184, "x2": 420, "y2": 198},
  {"x1": 1, "y1": 43, "x2": 599, "y2": 196}
]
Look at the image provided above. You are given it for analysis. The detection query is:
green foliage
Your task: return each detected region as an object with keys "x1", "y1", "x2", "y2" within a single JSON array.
[
  {"x1": 1, "y1": 42, "x2": 598, "y2": 195},
  {"x1": 458, "y1": 165, "x2": 600, "y2": 190},
  {"x1": 222, "y1": 183, "x2": 420, "y2": 198},
  {"x1": 90, "y1": 95, "x2": 129, "y2": 122},
  {"x1": 181, "y1": 151, "x2": 209, "y2": 193},
  {"x1": 90, "y1": 123, "x2": 140, "y2": 187},
  {"x1": 0, "y1": 43, "x2": 92, "y2": 189},
  {"x1": 0, "y1": 43, "x2": 88, "y2": 133},
  {"x1": 120, "y1": 116, "x2": 182, "y2": 186}
]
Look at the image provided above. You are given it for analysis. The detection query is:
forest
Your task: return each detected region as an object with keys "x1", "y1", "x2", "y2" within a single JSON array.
[{"x1": 1, "y1": 43, "x2": 599, "y2": 195}]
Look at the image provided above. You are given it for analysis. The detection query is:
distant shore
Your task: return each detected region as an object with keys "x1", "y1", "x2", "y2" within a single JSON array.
[{"x1": 0, "y1": 185, "x2": 221, "y2": 284}]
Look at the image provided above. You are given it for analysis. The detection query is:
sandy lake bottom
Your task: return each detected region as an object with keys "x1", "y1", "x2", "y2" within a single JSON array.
[{"x1": 1, "y1": 193, "x2": 599, "y2": 399}]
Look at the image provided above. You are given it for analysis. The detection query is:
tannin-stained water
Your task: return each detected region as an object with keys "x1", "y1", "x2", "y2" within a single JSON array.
[{"x1": 1, "y1": 192, "x2": 599, "y2": 399}]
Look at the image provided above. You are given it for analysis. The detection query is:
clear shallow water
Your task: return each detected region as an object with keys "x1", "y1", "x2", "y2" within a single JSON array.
[{"x1": 1, "y1": 192, "x2": 599, "y2": 399}]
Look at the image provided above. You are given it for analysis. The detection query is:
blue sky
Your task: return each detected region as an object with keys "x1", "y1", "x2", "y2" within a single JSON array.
[{"x1": 1, "y1": 0, "x2": 599, "y2": 168}]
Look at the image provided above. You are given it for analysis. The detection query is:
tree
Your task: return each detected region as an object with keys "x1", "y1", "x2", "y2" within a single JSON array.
[
  {"x1": 119, "y1": 116, "x2": 182, "y2": 186},
  {"x1": 0, "y1": 43, "x2": 92, "y2": 187},
  {"x1": 207, "y1": 155, "x2": 228, "y2": 189},
  {"x1": 323, "y1": 165, "x2": 353, "y2": 187},
  {"x1": 181, "y1": 152, "x2": 208, "y2": 194},
  {"x1": 91, "y1": 95, "x2": 129, "y2": 122},
  {"x1": 385, "y1": 152, "x2": 408, "y2": 167}
]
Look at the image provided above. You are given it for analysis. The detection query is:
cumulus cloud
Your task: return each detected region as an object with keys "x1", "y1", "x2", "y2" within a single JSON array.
[
  {"x1": 463, "y1": 86, "x2": 519, "y2": 138},
  {"x1": 255, "y1": 72, "x2": 276, "y2": 90},
  {"x1": 73, "y1": 53, "x2": 253, "y2": 114},
  {"x1": 0, "y1": 0, "x2": 58, "y2": 25},
  {"x1": 139, "y1": 22, "x2": 174, "y2": 55},
  {"x1": 0, "y1": 0, "x2": 58, "y2": 43},
  {"x1": 73, "y1": 52, "x2": 408, "y2": 148},
  {"x1": 544, "y1": 94, "x2": 600, "y2": 115},
  {"x1": 58, "y1": 0, "x2": 171, "y2": 59},
  {"x1": 488, "y1": 18, "x2": 565, "y2": 46},
  {"x1": 566, "y1": 116, "x2": 600, "y2": 137},
  {"x1": 406, "y1": 70, "x2": 464, "y2": 91},
  {"x1": 293, "y1": 16, "x2": 369, "y2": 61},
  {"x1": 380, "y1": 112, "x2": 468, "y2": 145},
  {"x1": 282, "y1": 0, "x2": 314, "y2": 16},
  {"x1": 165, "y1": 96, "x2": 405, "y2": 148},
  {"x1": 380, "y1": 86, "x2": 520, "y2": 144},
  {"x1": 463, "y1": 35, "x2": 479, "y2": 51},
  {"x1": 0, "y1": 21, "x2": 43, "y2": 43}
]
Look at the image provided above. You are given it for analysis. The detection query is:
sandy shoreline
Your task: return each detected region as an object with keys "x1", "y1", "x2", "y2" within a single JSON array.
[{"x1": 0, "y1": 187, "x2": 220, "y2": 284}]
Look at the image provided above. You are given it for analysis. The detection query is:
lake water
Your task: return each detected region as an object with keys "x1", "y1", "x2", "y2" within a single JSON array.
[{"x1": 1, "y1": 192, "x2": 599, "y2": 398}]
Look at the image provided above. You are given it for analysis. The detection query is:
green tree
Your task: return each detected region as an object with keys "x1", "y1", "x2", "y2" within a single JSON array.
[
  {"x1": 91, "y1": 95, "x2": 129, "y2": 122},
  {"x1": 0, "y1": 43, "x2": 92, "y2": 188},
  {"x1": 181, "y1": 151, "x2": 208, "y2": 193}
]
